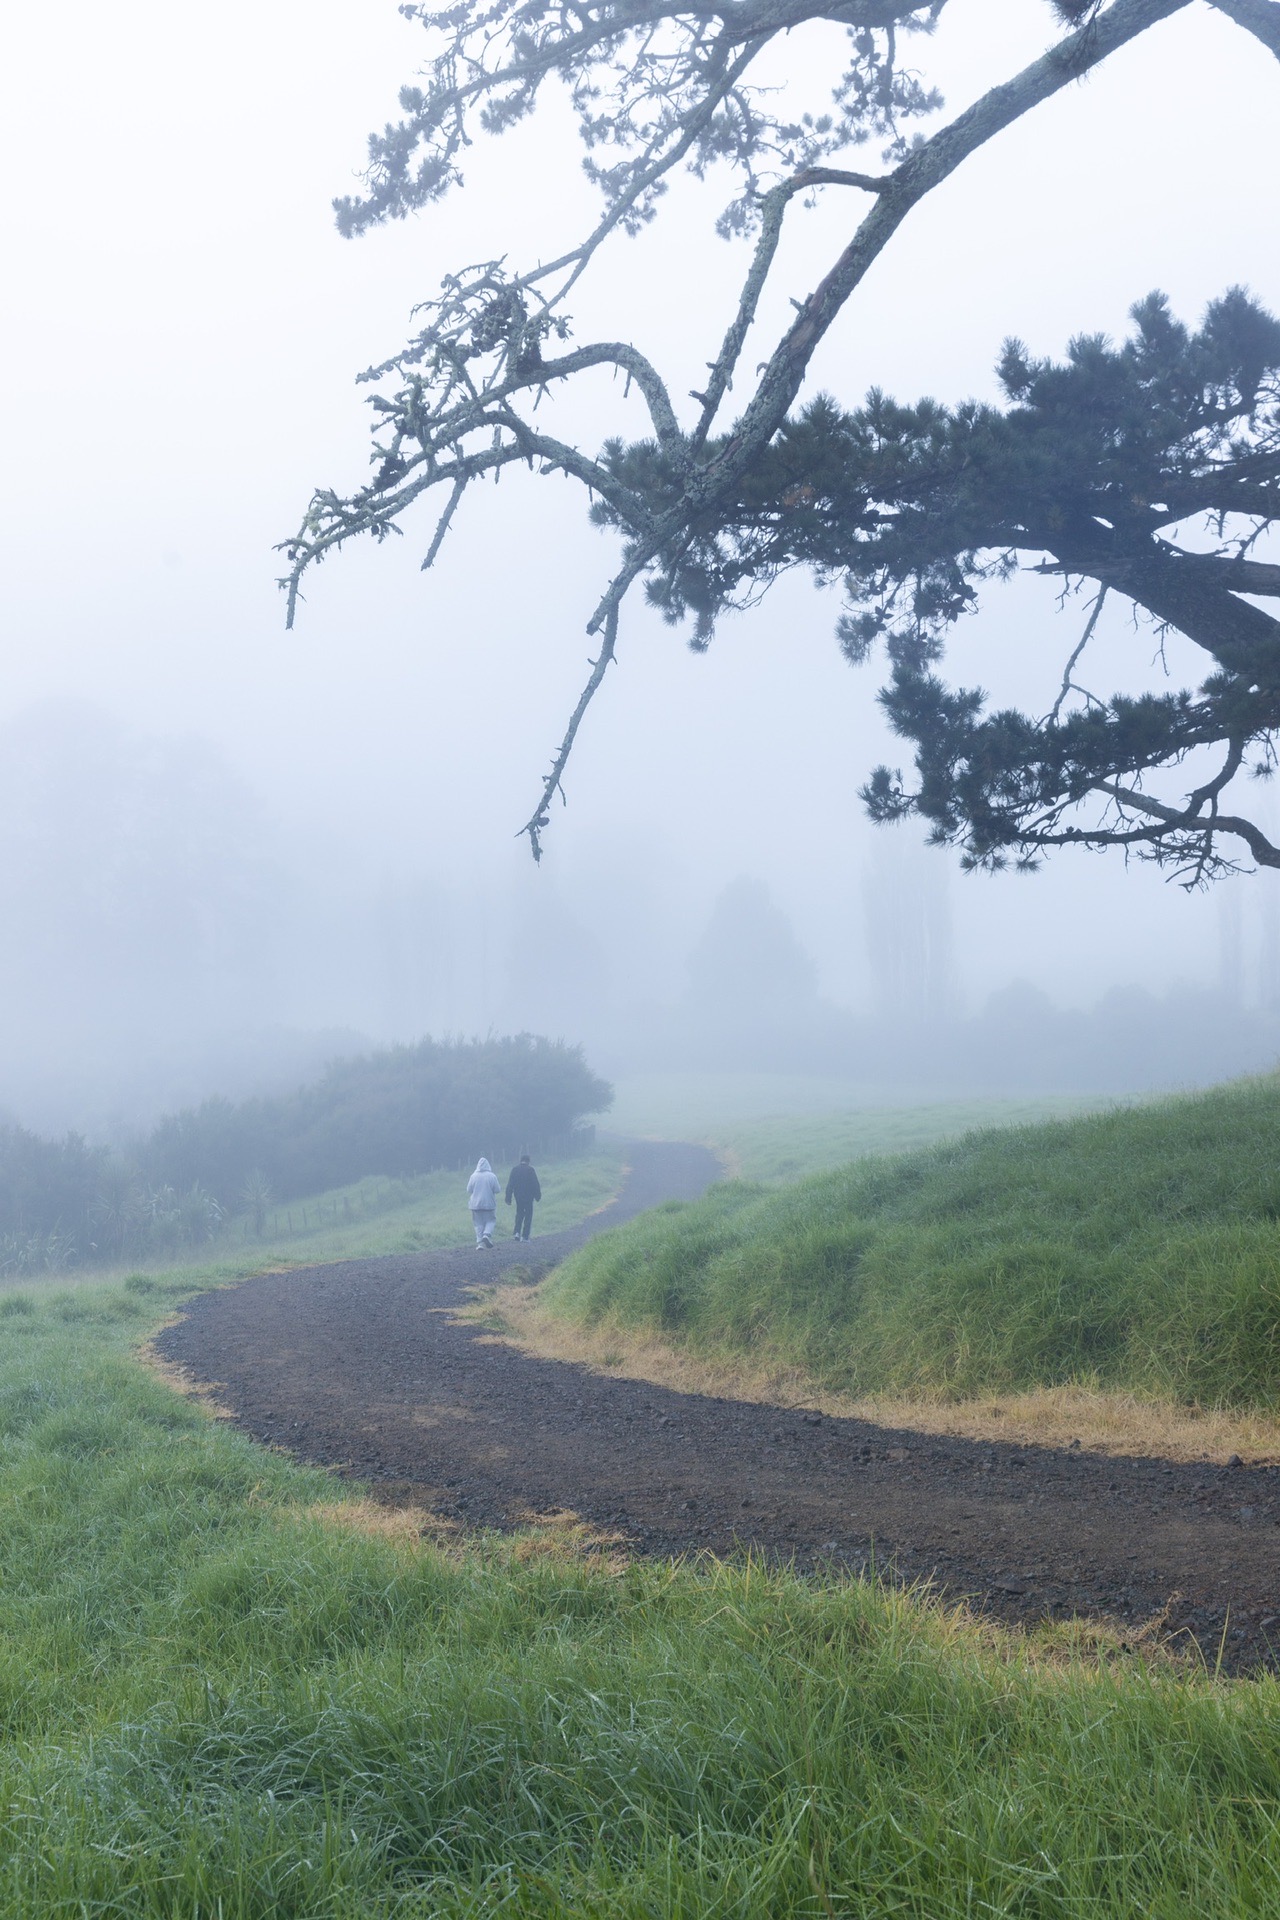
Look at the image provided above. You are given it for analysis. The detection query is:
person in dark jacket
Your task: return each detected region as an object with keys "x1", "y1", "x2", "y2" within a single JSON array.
[{"x1": 505, "y1": 1155, "x2": 542, "y2": 1240}]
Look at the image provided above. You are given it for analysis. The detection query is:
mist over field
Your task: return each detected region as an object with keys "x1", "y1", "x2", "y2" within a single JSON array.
[
  {"x1": 2, "y1": 2, "x2": 1279, "y2": 1137},
  {"x1": 3, "y1": 693, "x2": 1278, "y2": 1138},
  {"x1": 3, "y1": 11, "x2": 1280, "y2": 1908}
]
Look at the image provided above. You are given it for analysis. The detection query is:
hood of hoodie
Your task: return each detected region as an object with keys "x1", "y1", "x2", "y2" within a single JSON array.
[{"x1": 474, "y1": 1158, "x2": 493, "y2": 1175}]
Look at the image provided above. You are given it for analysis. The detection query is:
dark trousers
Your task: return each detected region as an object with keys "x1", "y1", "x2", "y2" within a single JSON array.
[{"x1": 513, "y1": 1198, "x2": 534, "y2": 1240}]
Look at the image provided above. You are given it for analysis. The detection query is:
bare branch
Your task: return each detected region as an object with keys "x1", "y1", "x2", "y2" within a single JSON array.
[
  {"x1": 422, "y1": 476, "x2": 468, "y2": 570},
  {"x1": 790, "y1": 165, "x2": 895, "y2": 191},
  {"x1": 690, "y1": 163, "x2": 893, "y2": 448},
  {"x1": 530, "y1": 40, "x2": 763, "y2": 310},
  {"x1": 520, "y1": 601, "x2": 623, "y2": 860},
  {"x1": 691, "y1": 178, "x2": 794, "y2": 450},
  {"x1": 1047, "y1": 587, "x2": 1108, "y2": 722},
  {"x1": 1094, "y1": 776, "x2": 1280, "y2": 869}
]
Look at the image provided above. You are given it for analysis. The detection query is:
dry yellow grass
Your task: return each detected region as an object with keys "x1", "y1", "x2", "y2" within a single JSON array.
[
  {"x1": 301, "y1": 1497, "x2": 630, "y2": 1569},
  {"x1": 507, "y1": 1510, "x2": 632, "y2": 1572},
  {"x1": 301, "y1": 1498, "x2": 456, "y2": 1543},
  {"x1": 137, "y1": 1331, "x2": 236, "y2": 1420},
  {"x1": 463, "y1": 1282, "x2": 1280, "y2": 1465}
]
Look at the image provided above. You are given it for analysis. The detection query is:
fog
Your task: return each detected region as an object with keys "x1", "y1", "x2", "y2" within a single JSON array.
[{"x1": 2, "y1": 2, "x2": 1279, "y2": 1136}]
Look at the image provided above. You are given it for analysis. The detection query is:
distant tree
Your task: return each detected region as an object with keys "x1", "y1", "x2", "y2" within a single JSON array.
[
  {"x1": 0, "y1": 1123, "x2": 105, "y2": 1252},
  {"x1": 240, "y1": 1168, "x2": 274, "y2": 1237},
  {"x1": 676, "y1": 878, "x2": 829, "y2": 1068},
  {"x1": 89, "y1": 1161, "x2": 146, "y2": 1255},
  {"x1": 282, "y1": 0, "x2": 1280, "y2": 876},
  {"x1": 862, "y1": 823, "x2": 953, "y2": 1020},
  {"x1": 687, "y1": 879, "x2": 819, "y2": 1012}
]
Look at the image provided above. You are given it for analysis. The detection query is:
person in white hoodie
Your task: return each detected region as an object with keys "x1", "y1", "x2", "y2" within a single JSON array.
[{"x1": 466, "y1": 1157, "x2": 500, "y2": 1247}]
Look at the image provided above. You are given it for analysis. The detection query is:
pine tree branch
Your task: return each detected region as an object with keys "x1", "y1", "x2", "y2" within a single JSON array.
[
  {"x1": 524, "y1": 41, "x2": 762, "y2": 310},
  {"x1": 1031, "y1": 552, "x2": 1280, "y2": 596},
  {"x1": 491, "y1": 0, "x2": 1199, "y2": 843},
  {"x1": 691, "y1": 165, "x2": 893, "y2": 450},
  {"x1": 1063, "y1": 550, "x2": 1280, "y2": 686},
  {"x1": 1094, "y1": 778, "x2": 1280, "y2": 870},
  {"x1": 293, "y1": 0, "x2": 1280, "y2": 867},
  {"x1": 1158, "y1": 552, "x2": 1280, "y2": 595},
  {"x1": 716, "y1": 0, "x2": 1191, "y2": 479},
  {"x1": 1208, "y1": 0, "x2": 1280, "y2": 58},
  {"x1": 519, "y1": 601, "x2": 624, "y2": 860}
]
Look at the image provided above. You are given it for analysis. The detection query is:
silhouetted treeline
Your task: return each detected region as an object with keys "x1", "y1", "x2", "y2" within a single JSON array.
[
  {"x1": 0, "y1": 1124, "x2": 103, "y2": 1268},
  {"x1": 0, "y1": 1035, "x2": 611, "y2": 1275},
  {"x1": 140, "y1": 1034, "x2": 611, "y2": 1209},
  {"x1": 0, "y1": 1120, "x2": 231, "y2": 1273}
]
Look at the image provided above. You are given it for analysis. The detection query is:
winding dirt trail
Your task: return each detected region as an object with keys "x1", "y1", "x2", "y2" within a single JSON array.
[{"x1": 157, "y1": 1141, "x2": 1279, "y2": 1672}]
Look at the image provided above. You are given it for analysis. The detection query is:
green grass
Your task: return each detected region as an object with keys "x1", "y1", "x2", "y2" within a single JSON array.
[
  {"x1": 607, "y1": 1071, "x2": 901, "y2": 1136},
  {"x1": 235, "y1": 1149, "x2": 627, "y2": 1264},
  {"x1": 14, "y1": 1149, "x2": 626, "y2": 1297},
  {"x1": 607, "y1": 1069, "x2": 1109, "y2": 1181},
  {"x1": 545, "y1": 1075, "x2": 1280, "y2": 1409},
  {"x1": 716, "y1": 1096, "x2": 1108, "y2": 1183},
  {"x1": 0, "y1": 1281, "x2": 1277, "y2": 1915}
]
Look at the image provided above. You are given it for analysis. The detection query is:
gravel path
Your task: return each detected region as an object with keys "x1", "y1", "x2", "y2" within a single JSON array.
[{"x1": 157, "y1": 1141, "x2": 1280, "y2": 1672}]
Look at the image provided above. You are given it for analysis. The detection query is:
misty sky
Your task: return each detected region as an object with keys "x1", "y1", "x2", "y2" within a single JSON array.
[{"x1": 2, "y1": 0, "x2": 1279, "y2": 1127}]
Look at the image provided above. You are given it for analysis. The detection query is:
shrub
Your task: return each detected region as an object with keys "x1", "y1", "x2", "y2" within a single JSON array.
[{"x1": 139, "y1": 1033, "x2": 612, "y2": 1208}]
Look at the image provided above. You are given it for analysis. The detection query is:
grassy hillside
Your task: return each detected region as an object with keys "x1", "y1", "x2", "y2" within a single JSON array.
[
  {"x1": 545, "y1": 1076, "x2": 1280, "y2": 1409},
  {"x1": 0, "y1": 1279, "x2": 1275, "y2": 1914},
  {"x1": 713, "y1": 1095, "x2": 1106, "y2": 1183},
  {"x1": 607, "y1": 1071, "x2": 1104, "y2": 1178}
]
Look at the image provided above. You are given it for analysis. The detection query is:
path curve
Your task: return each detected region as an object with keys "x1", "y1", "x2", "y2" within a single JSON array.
[{"x1": 157, "y1": 1141, "x2": 1279, "y2": 1672}]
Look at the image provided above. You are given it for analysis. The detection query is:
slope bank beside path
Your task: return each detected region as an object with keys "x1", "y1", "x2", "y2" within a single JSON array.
[{"x1": 156, "y1": 1140, "x2": 1280, "y2": 1673}]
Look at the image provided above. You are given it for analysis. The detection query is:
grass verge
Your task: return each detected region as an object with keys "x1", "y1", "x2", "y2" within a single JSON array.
[
  {"x1": 469, "y1": 1279, "x2": 1280, "y2": 1462},
  {"x1": 535, "y1": 1076, "x2": 1280, "y2": 1426},
  {"x1": 0, "y1": 1279, "x2": 1278, "y2": 1915}
]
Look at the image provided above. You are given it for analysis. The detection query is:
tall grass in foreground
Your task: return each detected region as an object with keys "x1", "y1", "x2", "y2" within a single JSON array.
[
  {"x1": 545, "y1": 1076, "x2": 1280, "y2": 1408},
  {"x1": 0, "y1": 1282, "x2": 1277, "y2": 1916}
]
